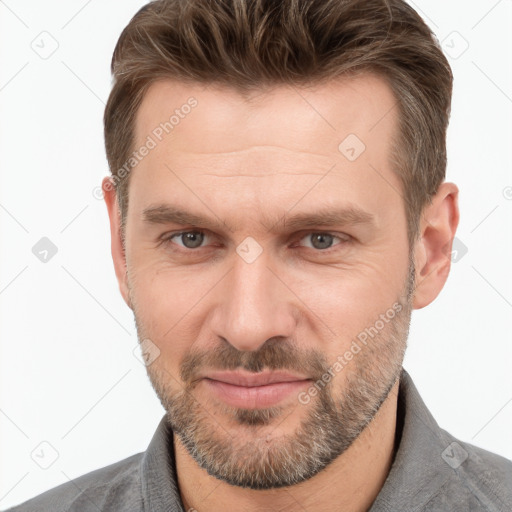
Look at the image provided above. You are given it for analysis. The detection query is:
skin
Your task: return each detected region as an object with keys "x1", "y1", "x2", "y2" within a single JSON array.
[{"x1": 103, "y1": 74, "x2": 459, "y2": 511}]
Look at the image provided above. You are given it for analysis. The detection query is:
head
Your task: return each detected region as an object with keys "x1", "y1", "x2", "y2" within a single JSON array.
[{"x1": 103, "y1": 0, "x2": 459, "y2": 490}]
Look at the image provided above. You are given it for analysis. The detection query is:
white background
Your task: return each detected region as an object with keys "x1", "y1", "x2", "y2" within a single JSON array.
[{"x1": 0, "y1": 0, "x2": 511, "y2": 509}]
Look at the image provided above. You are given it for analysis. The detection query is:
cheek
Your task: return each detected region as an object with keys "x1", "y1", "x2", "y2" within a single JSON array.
[
  {"x1": 289, "y1": 256, "x2": 406, "y2": 336},
  {"x1": 129, "y1": 265, "x2": 217, "y2": 356}
]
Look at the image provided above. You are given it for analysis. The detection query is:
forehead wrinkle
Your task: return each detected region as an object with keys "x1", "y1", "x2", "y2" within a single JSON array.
[
  {"x1": 162, "y1": 150, "x2": 338, "y2": 180},
  {"x1": 172, "y1": 144, "x2": 334, "y2": 157},
  {"x1": 198, "y1": 171, "x2": 326, "y2": 178}
]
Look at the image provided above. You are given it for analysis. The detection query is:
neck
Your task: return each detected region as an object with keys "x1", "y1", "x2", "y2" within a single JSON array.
[{"x1": 174, "y1": 379, "x2": 400, "y2": 512}]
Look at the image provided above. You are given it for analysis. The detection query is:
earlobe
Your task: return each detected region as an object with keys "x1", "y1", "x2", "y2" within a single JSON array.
[
  {"x1": 412, "y1": 182, "x2": 460, "y2": 310},
  {"x1": 102, "y1": 176, "x2": 132, "y2": 310}
]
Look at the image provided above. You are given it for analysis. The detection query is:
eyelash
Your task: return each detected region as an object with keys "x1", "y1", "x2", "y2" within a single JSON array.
[{"x1": 159, "y1": 230, "x2": 352, "y2": 253}]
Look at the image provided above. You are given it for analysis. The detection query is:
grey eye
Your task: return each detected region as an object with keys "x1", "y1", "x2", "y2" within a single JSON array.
[
  {"x1": 175, "y1": 231, "x2": 205, "y2": 249},
  {"x1": 307, "y1": 233, "x2": 335, "y2": 250}
]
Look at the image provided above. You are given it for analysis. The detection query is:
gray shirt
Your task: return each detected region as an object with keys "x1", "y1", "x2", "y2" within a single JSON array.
[{"x1": 5, "y1": 368, "x2": 512, "y2": 511}]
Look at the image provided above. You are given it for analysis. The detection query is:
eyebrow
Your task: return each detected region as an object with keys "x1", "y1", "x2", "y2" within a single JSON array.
[{"x1": 141, "y1": 204, "x2": 376, "y2": 232}]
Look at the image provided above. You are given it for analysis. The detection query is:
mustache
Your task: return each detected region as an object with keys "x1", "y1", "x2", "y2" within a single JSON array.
[{"x1": 180, "y1": 338, "x2": 329, "y2": 385}]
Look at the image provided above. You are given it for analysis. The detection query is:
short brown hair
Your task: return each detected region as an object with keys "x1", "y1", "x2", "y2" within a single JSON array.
[{"x1": 104, "y1": 0, "x2": 452, "y2": 247}]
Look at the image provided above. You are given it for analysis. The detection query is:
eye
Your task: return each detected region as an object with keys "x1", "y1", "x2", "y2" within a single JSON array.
[
  {"x1": 167, "y1": 230, "x2": 208, "y2": 249},
  {"x1": 160, "y1": 230, "x2": 351, "y2": 254},
  {"x1": 297, "y1": 232, "x2": 349, "y2": 250}
]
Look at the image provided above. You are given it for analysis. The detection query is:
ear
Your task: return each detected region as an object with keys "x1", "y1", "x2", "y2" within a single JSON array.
[
  {"x1": 412, "y1": 182, "x2": 460, "y2": 310},
  {"x1": 102, "y1": 177, "x2": 132, "y2": 310}
]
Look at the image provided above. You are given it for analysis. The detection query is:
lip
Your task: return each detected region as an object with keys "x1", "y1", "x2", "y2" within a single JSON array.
[
  {"x1": 203, "y1": 370, "x2": 309, "y2": 387},
  {"x1": 201, "y1": 370, "x2": 311, "y2": 409}
]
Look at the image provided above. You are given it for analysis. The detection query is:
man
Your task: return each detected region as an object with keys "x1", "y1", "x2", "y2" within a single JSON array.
[{"x1": 7, "y1": 0, "x2": 512, "y2": 510}]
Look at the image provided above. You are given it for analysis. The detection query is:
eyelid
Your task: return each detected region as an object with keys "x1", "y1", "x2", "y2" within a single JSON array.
[
  {"x1": 294, "y1": 231, "x2": 352, "y2": 250},
  {"x1": 162, "y1": 229, "x2": 212, "y2": 248},
  {"x1": 160, "y1": 229, "x2": 352, "y2": 252}
]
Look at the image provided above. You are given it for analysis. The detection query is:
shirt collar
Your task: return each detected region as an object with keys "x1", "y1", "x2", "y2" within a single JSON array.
[
  {"x1": 140, "y1": 412, "x2": 183, "y2": 511},
  {"x1": 139, "y1": 368, "x2": 452, "y2": 512},
  {"x1": 369, "y1": 368, "x2": 454, "y2": 511}
]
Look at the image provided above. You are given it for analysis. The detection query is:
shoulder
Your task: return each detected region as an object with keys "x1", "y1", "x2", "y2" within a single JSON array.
[
  {"x1": 383, "y1": 370, "x2": 512, "y2": 511},
  {"x1": 4, "y1": 453, "x2": 143, "y2": 512},
  {"x1": 430, "y1": 429, "x2": 512, "y2": 511}
]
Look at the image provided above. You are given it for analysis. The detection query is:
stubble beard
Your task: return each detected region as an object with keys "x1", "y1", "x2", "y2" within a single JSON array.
[{"x1": 132, "y1": 261, "x2": 415, "y2": 489}]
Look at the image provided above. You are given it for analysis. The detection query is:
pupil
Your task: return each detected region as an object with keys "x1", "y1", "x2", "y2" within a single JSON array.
[
  {"x1": 311, "y1": 233, "x2": 333, "y2": 250},
  {"x1": 183, "y1": 232, "x2": 203, "y2": 248}
]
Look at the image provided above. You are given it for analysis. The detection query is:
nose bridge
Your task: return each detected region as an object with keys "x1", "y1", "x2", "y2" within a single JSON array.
[{"x1": 213, "y1": 248, "x2": 295, "y2": 352}]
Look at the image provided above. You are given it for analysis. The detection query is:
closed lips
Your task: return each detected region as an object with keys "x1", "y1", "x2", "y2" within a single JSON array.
[{"x1": 202, "y1": 371, "x2": 311, "y2": 387}]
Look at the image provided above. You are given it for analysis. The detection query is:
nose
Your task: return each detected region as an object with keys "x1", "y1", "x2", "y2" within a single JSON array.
[{"x1": 210, "y1": 250, "x2": 297, "y2": 352}]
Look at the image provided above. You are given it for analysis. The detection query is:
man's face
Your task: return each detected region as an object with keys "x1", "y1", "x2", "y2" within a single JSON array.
[{"x1": 121, "y1": 74, "x2": 415, "y2": 488}]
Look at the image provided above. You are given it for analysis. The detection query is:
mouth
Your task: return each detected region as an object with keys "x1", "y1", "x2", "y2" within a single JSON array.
[{"x1": 201, "y1": 370, "x2": 312, "y2": 409}]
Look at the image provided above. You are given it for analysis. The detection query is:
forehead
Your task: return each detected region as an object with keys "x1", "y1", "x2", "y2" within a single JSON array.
[
  {"x1": 127, "y1": 74, "x2": 402, "y2": 229},
  {"x1": 134, "y1": 73, "x2": 398, "y2": 159}
]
